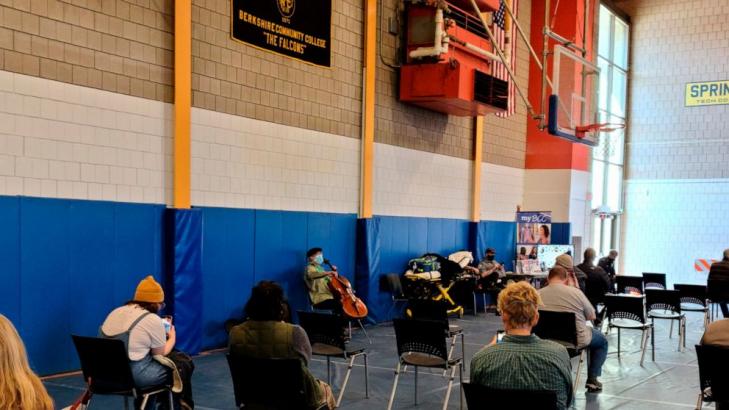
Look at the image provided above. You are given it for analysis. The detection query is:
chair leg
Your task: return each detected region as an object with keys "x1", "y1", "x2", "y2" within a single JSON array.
[
  {"x1": 651, "y1": 324, "x2": 656, "y2": 361},
  {"x1": 442, "y1": 363, "x2": 458, "y2": 410},
  {"x1": 459, "y1": 362, "x2": 464, "y2": 410},
  {"x1": 414, "y1": 366, "x2": 418, "y2": 405},
  {"x1": 357, "y1": 320, "x2": 372, "y2": 344},
  {"x1": 669, "y1": 319, "x2": 674, "y2": 339},
  {"x1": 326, "y1": 356, "x2": 332, "y2": 385},
  {"x1": 473, "y1": 292, "x2": 477, "y2": 316},
  {"x1": 696, "y1": 392, "x2": 703, "y2": 410},
  {"x1": 167, "y1": 390, "x2": 174, "y2": 410},
  {"x1": 444, "y1": 334, "x2": 458, "y2": 376},
  {"x1": 640, "y1": 328, "x2": 649, "y2": 367},
  {"x1": 482, "y1": 294, "x2": 487, "y2": 313},
  {"x1": 676, "y1": 319, "x2": 681, "y2": 352},
  {"x1": 140, "y1": 394, "x2": 150, "y2": 410},
  {"x1": 336, "y1": 355, "x2": 356, "y2": 407},
  {"x1": 617, "y1": 327, "x2": 621, "y2": 359},
  {"x1": 573, "y1": 351, "x2": 584, "y2": 398},
  {"x1": 386, "y1": 362, "x2": 402, "y2": 410},
  {"x1": 364, "y1": 353, "x2": 369, "y2": 399}
]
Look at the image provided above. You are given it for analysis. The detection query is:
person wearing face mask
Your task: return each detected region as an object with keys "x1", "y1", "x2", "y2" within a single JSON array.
[
  {"x1": 476, "y1": 248, "x2": 506, "y2": 312},
  {"x1": 304, "y1": 247, "x2": 342, "y2": 312}
]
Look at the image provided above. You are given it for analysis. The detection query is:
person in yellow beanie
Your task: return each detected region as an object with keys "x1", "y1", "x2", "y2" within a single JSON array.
[{"x1": 100, "y1": 276, "x2": 195, "y2": 409}]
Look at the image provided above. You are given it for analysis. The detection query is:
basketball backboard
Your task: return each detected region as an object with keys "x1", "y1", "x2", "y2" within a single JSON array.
[{"x1": 547, "y1": 45, "x2": 601, "y2": 146}]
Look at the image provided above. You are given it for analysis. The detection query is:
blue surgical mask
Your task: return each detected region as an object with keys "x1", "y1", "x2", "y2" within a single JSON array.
[{"x1": 314, "y1": 254, "x2": 324, "y2": 265}]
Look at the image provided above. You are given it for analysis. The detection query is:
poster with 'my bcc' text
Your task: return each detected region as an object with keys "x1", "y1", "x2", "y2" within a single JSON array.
[
  {"x1": 232, "y1": 0, "x2": 332, "y2": 67},
  {"x1": 516, "y1": 212, "x2": 552, "y2": 246}
]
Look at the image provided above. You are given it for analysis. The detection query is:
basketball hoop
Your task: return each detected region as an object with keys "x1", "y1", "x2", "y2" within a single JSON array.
[{"x1": 575, "y1": 122, "x2": 626, "y2": 139}]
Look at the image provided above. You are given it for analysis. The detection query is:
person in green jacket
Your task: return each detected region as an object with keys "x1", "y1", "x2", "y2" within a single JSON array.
[
  {"x1": 229, "y1": 281, "x2": 335, "y2": 409},
  {"x1": 304, "y1": 247, "x2": 342, "y2": 312}
]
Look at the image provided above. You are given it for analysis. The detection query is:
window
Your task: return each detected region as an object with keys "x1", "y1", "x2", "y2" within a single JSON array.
[{"x1": 591, "y1": 4, "x2": 629, "y2": 256}]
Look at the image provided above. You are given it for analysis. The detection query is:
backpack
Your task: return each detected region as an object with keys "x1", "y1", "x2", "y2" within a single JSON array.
[{"x1": 408, "y1": 255, "x2": 441, "y2": 273}]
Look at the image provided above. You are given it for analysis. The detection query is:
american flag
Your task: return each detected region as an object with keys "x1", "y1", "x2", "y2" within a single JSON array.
[{"x1": 492, "y1": 0, "x2": 518, "y2": 117}]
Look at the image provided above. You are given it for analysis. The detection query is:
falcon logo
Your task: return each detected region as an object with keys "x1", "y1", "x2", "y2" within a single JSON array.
[{"x1": 277, "y1": 0, "x2": 295, "y2": 19}]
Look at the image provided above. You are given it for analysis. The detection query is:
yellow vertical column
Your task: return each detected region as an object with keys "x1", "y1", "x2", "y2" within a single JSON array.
[
  {"x1": 174, "y1": 0, "x2": 192, "y2": 209},
  {"x1": 359, "y1": 0, "x2": 377, "y2": 218},
  {"x1": 471, "y1": 116, "x2": 484, "y2": 222}
]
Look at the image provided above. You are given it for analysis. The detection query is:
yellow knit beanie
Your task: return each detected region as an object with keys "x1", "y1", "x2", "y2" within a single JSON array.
[{"x1": 134, "y1": 275, "x2": 165, "y2": 303}]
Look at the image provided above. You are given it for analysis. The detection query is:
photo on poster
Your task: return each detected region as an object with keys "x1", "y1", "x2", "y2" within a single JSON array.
[{"x1": 516, "y1": 212, "x2": 552, "y2": 245}]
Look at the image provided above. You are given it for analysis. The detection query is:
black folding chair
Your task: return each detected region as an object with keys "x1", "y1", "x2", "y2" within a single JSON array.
[
  {"x1": 642, "y1": 272, "x2": 667, "y2": 290},
  {"x1": 646, "y1": 289, "x2": 686, "y2": 351},
  {"x1": 405, "y1": 299, "x2": 465, "y2": 373},
  {"x1": 617, "y1": 275, "x2": 644, "y2": 295},
  {"x1": 674, "y1": 284, "x2": 710, "y2": 327},
  {"x1": 462, "y1": 383, "x2": 559, "y2": 410},
  {"x1": 297, "y1": 311, "x2": 369, "y2": 407},
  {"x1": 381, "y1": 273, "x2": 409, "y2": 319},
  {"x1": 533, "y1": 310, "x2": 585, "y2": 398},
  {"x1": 71, "y1": 335, "x2": 174, "y2": 410},
  {"x1": 387, "y1": 318, "x2": 463, "y2": 410},
  {"x1": 604, "y1": 294, "x2": 654, "y2": 366},
  {"x1": 226, "y1": 354, "x2": 326, "y2": 410},
  {"x1": 695, "y1": 344, "x2": 729, "y2": 410}
]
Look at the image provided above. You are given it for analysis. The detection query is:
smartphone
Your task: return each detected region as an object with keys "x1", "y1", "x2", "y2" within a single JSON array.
[
  {"x1": 162, "y1": 315, "x2": 173, "y2": 333},
  {"x1": 496, "y1": 330, "x2": 505, "y2": 344}
]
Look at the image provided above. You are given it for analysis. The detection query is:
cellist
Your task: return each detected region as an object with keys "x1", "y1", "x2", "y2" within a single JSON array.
[{"x1": 304, "y1": 247, "x2": 343, "y2": 314}]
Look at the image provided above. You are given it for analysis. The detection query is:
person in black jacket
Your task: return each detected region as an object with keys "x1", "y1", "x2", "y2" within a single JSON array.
[
  {"x1": 708, "y1": 249, "x2": 729, "y2": 318},
  {"x1": 598, "y1": 250, "x2": 618, "y2": 292},
  {"x1": 577, "y1": 248, "x2": 612, "y2": 325}
]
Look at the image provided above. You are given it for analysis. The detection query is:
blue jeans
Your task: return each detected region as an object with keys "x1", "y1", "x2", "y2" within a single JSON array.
[
  {"x1": 129, "y1": 355, "x2": 170, "y2": 388},
  {"x1": 587, "y1": 328, "x2": 608, "y2": 379}
]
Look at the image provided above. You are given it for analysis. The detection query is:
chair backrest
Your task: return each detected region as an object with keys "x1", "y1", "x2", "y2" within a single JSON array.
[
  {"x1": 392, "y1": 318, "x2": 449, "y2": 362},
  {"x1": 642, "y1": 272, "x2": 667, "y2": 289},
  {"x1": 71, "y1": 335, "x2": 136, "y2": 395},
  {"x1": 533, "y1": 310, "x2": 578, "y2": 348},
  {"x1": 297, "y1": 310, "x2": 347, "y2": 350},
  {"x1": 695, "y1": 344, "x2": 729, "y2": 403},
  {"x1": 381, "y1": 273, "x2": 405, "y2": 299},
  {"x1": 674, "y1": 284, "x2": 708, "y2": 307},
  {"x1": 645, "y1": 289, "x2": 681, "y2": 314},
  {"x1": 226, "y1": 354, "x2": 313, "y2": 409},
  {"x1": 407, "y1": 299, "x2": 449, "y2": 323},
  {"x1": 462, "y1": 382, "x2": 558, "y2": 410},
  {"x1": 616, "y1": 275, "x2": 644, "y2": 294},
  {"x1": 604, "y1": 294, "x2": 646, "y2": 324}
]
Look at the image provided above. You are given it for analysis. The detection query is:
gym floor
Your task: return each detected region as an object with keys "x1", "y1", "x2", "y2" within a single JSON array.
[{"x1": 45, "y1": 310, "x2": 708, "y2": 409}]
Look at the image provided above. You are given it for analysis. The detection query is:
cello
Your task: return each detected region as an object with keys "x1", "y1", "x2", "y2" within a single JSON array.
[{"x1": 325, "y1": 260, "x2": 369, "y2": 319}]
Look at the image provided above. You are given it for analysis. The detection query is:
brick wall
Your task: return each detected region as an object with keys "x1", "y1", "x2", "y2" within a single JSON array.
[
  {"x1": 0, "y1": 0, "x2": 174, "y2": 102},
  {"x1": 619, "y1": 0, "x2": 729, "y2": 280},
  {"x1": 621, "y1": 0, "x2": 729, "y2": 180},
  {"x1": 376, "y1": 0, "x2": 531, "y2": 165}
]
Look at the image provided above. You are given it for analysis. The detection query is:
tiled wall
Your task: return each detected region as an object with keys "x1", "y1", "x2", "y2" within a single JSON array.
[
  {"x1": 0, "y1": 0, "x2": 174, "y2": 102},
  {"x1": 0, "y1": 70, "x2": 172, "y2": 203},
  {"x1": 619, "y1": 0, "x2": 729, "y2": 278},
  {"x1": 190, "y1": 108, "x2": 360, "y2": 214},
  {"x1": 480, "y1": 163, "x2": 524, "y2": 221}
]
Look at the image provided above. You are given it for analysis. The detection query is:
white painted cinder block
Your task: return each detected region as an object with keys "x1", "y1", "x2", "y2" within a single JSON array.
[
  {"x1": 190, "y1": 109, "x2": 360, "y2": 214},
  {"x1": 0, "y1": 71, "x2": 173, "y2": 204},
  {"x1": 480, "y1": 163, "x2": 524, "y2": 222},
  {"x1": 523, "y1": 169, "x2": 590, "y2": 237},
  {"x1": 622, "y1": 178, "x2": 729, "y2": 286},
  {"x1": 373, "y1": 143, "x2": 471, "y2": 220}
]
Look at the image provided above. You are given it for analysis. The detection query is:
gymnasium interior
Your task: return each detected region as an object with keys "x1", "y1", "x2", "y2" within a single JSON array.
[{"x1": 1, "y1": 0, "x2": 728, "y2": 408}]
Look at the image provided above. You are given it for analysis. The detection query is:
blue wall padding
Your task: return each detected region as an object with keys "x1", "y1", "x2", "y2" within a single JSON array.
[
  {"x1": 551, "y1": 223, "x2": 572, "y2": 245},
  {"x1": 0, "y1": 196, "x2": 166, "y2": 375},
  {"x1": 197, "y1": 207, "x2": 357, "y2": 350},
  {"x1": 168, "y1": 209, "x2": 203, "y2": 355},
  {"x1": 476, "y1": 221, "x2": 517, "y2": 271},
  {"x1": 355, "y1": 218, "x2": 384, "y2": 322},
  {"x1": 0, "y1": 196, "x2": 20, "y2": 326}
]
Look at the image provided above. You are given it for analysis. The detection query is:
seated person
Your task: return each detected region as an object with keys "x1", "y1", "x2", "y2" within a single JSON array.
[
  {"x1": 0, "y1": 314, "x2": 54, "y2": 409},
  {"x1": 229, "y1": 281, "x2": 335, "y2": 410},
  {"x1": 539, "y1": 266, "x2": 608, "y2": 393},
  {"x1": 304, "y1": 247, "x2": 342, "y2": 312},
  {"x1": 555, "y1": 253, "x2": 587, "y2": 291},
  {"x1": 477, "y1": 248, "x2": 507, "y2": 312},
  {"x1": 470, "y1": 282, "x2": 573, "y2": 409},
  {"x1": 101, "y1": 276, "x2": 194, "y2": 409},
  {"x1": 701, "y1": 318, "x2": 729, "y2": 347},
  {"x1": 598, "y1": 250, "x2": 619, "y2": 291},
  {"x1": 576, "y1": 248, "x2": 612, "y2": 321}
]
